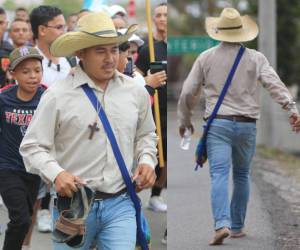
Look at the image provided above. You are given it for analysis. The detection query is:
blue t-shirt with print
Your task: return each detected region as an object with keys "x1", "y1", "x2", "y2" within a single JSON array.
[{"x1": 0, "y1": 85, "x2": 45, "y2": 171}]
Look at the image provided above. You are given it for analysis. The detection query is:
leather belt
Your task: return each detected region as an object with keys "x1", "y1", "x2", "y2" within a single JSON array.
[
  {"x1": 54, "y1": 187, "x2": 127, "y2": 206},
  {"x1": 94, "y1": 187, "x2": 127, "y2": 200},
  {"x1": 215, "y1": 115, "x2": 256, "y2": 123}
]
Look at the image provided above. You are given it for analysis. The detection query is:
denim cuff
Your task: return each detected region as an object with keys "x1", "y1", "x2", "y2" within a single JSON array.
[{"x1": 215, "y1": 220, "x2": 231, "y2": 230}]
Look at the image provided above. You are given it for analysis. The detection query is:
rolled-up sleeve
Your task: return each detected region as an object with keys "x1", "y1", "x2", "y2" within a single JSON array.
[
  {"x1": 20, "y1": 90, "x2": 64, "y2": 183},
  {"x1": 258, "y1": 52, "x2": 299, "y2": 114},
  {"x1": 135, "y1": 87, "x2": 158, "y2": 169},
  {"x1": 177, "y1": 54, "x2": 205, "y2": 126}
]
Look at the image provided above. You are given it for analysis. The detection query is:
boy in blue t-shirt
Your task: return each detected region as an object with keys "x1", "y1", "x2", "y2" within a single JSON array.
[{"x1": 0, "y1": 46, "x2": 45, "y2": 250}]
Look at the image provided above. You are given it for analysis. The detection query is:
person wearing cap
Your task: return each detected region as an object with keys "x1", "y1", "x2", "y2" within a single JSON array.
[
  {"x1": 178, "y1": 8, "x2": 300, "y2": 245},
  {"x1": 20, "y1": 12, "x2": 157, "y2": 250},
  {"x1": 109, "y1": 4, "x2": 127, "y2": 20},
  {"x1": 116, "y1": 29, "x2": 146, "y2": 88},
  {"x1": 0, "y1": 46, "x2": 45, "y2": 250},
  {"x1": 109, "y1": 4, "x2": 128, "y2": 30},
  {"x1": 128, "y1": 33, "x2": 144, "y2": 62}
]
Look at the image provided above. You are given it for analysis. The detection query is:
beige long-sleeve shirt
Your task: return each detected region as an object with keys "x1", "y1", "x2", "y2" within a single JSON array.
[
  {"x1": 20, "y1": 65, "x2": 158, "y2": 193},
  {"x1": 178, "y1": 42, "x2": 298, "y2": 126}
]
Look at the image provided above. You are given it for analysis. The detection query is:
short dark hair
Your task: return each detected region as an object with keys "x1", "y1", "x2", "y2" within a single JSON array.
[
  {"x1": 78, "y1": 9, "x2": 90, "y2": 14},
  {"x1": 30, "y1": 5, "x2": 63, "y2": 40},
  {"x1": 10, "y1": 18, "x2": 28, "y2": 28},
  {"x1": 0, "y1": 7, "x2": 6, "y2": 15},
  {"x1": 16, "y1": 7, "x2": 28, "y2": 13},
  {"x1": 119, "y1": 41, "x2": 130, "y2": 52},
  {"x1": 68, "y1": 13, "x2": 77, "y2": 18},
  {"x1": 155, "y1": 2, "x2": 167, "y2": 9}
]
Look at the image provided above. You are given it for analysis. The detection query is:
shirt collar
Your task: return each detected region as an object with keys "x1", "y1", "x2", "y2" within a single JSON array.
[
  {"x1": 219, "y1": 41, "x2": 242, "y2": 48},
  {"x1": 72, "y1": 65, "x2": 126, "y2": 91}
]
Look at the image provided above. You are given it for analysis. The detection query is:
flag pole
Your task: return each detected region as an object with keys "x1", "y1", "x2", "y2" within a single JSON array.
[{"x1": 145, "y1": 0, "x2": 165, "y2": 168}]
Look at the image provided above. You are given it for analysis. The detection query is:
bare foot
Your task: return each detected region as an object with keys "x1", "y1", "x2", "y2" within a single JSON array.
[
  {"x1": 209, "y1": 227, "x2": 230, "y2": 245},
  {"x1": 230, "y1": 230, "x2": 246, "y2": 238}
]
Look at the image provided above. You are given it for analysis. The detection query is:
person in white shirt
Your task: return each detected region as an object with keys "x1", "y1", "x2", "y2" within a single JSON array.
[
  {"x1": 20, "y1": 12, "x2": 157, "y2": 250},
  {"x1": 30, "y1": 5, "x2": 72, "y2": 87}
]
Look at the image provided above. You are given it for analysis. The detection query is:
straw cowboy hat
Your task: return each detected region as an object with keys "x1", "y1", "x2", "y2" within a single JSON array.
[
  {"x1": 50, "y1": 11, "x2": 138, "y2": 57},
  {"x1": 205, "y1": 8, "x2": 258, "y2": 43}
]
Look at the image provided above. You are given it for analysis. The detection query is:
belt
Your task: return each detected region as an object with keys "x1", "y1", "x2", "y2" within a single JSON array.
[
  {"x1": 94, "y1": 187, "x2": 127, "y2": 200},
  {"x1": 214, "y1": 115, "x2": 256, "y2": 123},
  {"x1": 54, "y1": 187, "x2": 127, "y2": 206}
]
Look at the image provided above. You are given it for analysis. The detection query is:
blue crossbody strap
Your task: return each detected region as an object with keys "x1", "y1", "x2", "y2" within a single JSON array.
[
  {"x1": 195, "y1": 45, "x2": 245, "y2": 171},
  {"x1": 82, "y1": 84, "x2": 149, "y2": 250}
]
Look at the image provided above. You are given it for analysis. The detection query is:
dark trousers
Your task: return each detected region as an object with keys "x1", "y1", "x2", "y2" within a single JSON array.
[
  {"x1": 151, "y1": 129, "x2": 167, "y2": 197},
  {"x1": 0, "y1": 169, "x2": 40, "y2": 250}
]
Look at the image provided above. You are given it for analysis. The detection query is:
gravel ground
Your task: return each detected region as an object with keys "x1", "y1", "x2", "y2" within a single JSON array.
[{"x1": 252, "y1": 153, "x2": 300, "y2": 250}]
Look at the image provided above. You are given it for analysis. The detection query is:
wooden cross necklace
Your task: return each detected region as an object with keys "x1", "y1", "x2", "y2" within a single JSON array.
[{"x1": 88, "y1": 98, "x2": 101, "y2": 140}]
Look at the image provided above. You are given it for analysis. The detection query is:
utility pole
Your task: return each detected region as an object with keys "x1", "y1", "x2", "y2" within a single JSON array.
[{"x1": 258, "y1": 0, "x2": 277, "y2": 147}]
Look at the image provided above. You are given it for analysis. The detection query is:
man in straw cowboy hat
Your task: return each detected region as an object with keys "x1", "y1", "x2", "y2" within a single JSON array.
[
  {"x1": 20, "y1": 12, "x2": 157, "y2": 250},
  {"x1": 178, "y1": 7, "x2": 300, "y2": 245}
]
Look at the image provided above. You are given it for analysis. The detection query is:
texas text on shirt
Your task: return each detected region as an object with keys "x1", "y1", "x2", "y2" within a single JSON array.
[{"x1": 0, "y1": 85, "x2": 45, "y2": 171}]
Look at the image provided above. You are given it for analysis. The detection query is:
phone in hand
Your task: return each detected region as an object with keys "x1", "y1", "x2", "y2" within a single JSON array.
[
  {"x1": 150, "y1": 61, "x2": 167, "y2": 74},
  {"x1": 124, "y1": 57, "x2": 134, "y2": 77}
]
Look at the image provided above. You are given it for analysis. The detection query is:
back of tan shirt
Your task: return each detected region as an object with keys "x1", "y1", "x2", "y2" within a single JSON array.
[{"x1": 178, "y1": 42, "x2": 298, "y2": 126}]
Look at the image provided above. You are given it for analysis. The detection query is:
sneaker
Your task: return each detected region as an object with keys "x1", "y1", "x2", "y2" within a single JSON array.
[
  {"x1": 147, "y1": 196, "x2": 167, "y2": 212},
  {"x1": 37, "y1": 209, "x2": 52, "y2": 233},
  {"x1": 161, "y1": 229, "x2": 167, "y2": 245}
]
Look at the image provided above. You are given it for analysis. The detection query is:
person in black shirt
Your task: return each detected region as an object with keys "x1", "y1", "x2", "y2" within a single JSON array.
[
  {"x1": 0, "y1": 46, "x2": 45, "y2": 250},
  {"x1": 136, "y1": 41, "x2": 167, "y2": 211},
  {"x1": 135, "y1": 3, "x2": 168, "y2": 244}
]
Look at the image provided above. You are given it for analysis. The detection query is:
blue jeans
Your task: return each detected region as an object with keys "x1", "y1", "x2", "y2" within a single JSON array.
[
  {"x1": 52, "y1": 193, "x2": 137, "y2": 250},
  {"x1": 206, "y1": 119, "x2": 256, "y2": 232}
]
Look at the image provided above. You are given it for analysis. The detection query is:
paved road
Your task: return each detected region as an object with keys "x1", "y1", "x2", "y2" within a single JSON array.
[
  {"x1": 168, "y1": 106, "x2": 276, "y2": 250},
  {"x1": 0, "y1": 189, "x2": 166, "y2": 250}
]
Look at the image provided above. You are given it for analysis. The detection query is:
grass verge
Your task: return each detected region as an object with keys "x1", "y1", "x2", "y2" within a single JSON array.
[{"x1": 256, "y1": 145, "x2": 300, "y2": 182}]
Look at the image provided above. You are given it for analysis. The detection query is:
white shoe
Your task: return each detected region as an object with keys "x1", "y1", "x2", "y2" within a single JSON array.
[
  {"x1": 147, "y1": 196, "x2": 167, "y2": 212},
  {"x1": 22, "y1": 246, "x2": 31, "y2": 250},
  {"x1": 161, "y1": 230, "x2": 167, "y2": 245},
  {"x1": 37, "y1": 209, "x2": 52, "y2": 233}
]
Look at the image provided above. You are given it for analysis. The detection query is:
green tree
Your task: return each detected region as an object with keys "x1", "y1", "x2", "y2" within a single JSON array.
[
  {"x1": 43, "y1": 0, "x2": 82, "y2": 17},
  {"x1": 276, "y1": 0, "x2": 300, "y2": 85},
  {"x1": 248, "y1": 0, "x2": 300, "y2": 86}
]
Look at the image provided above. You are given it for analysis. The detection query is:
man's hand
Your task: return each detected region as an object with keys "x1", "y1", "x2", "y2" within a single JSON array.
[
  {"x1": 179, "y1": 124, "x2": 194, "y2": 138},
  {"x1": 145, "y1": 70, "x2": 167, "y2": 88},
  {"x1": 54, "y1": 171, "x2": 86, "y2": 197},
  {"x1": 289, "y1": 113, "x2": 300, "y2": 133},
  {"x1": 132, "y1": 164, "x2": 156, "y2": 192}
]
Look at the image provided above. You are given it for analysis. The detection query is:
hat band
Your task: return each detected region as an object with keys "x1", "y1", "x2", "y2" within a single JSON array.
[
  {"x1": 217, "y1": 25, "x2": 243, "y2": 30},
  {"x1": 82, "y1": 29, "x2": 118, "y2": 37}
]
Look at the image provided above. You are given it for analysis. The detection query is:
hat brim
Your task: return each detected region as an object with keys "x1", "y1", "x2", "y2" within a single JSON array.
[
  {"x1": 9, "y1": 55, "x2": 43, "y2": 71},
  {"x1": 50, "y1": 24, "x2": 138, "y2": 57},
  {"x1": 205, "y1": 15, "x2": 259, "y2": 43}
]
